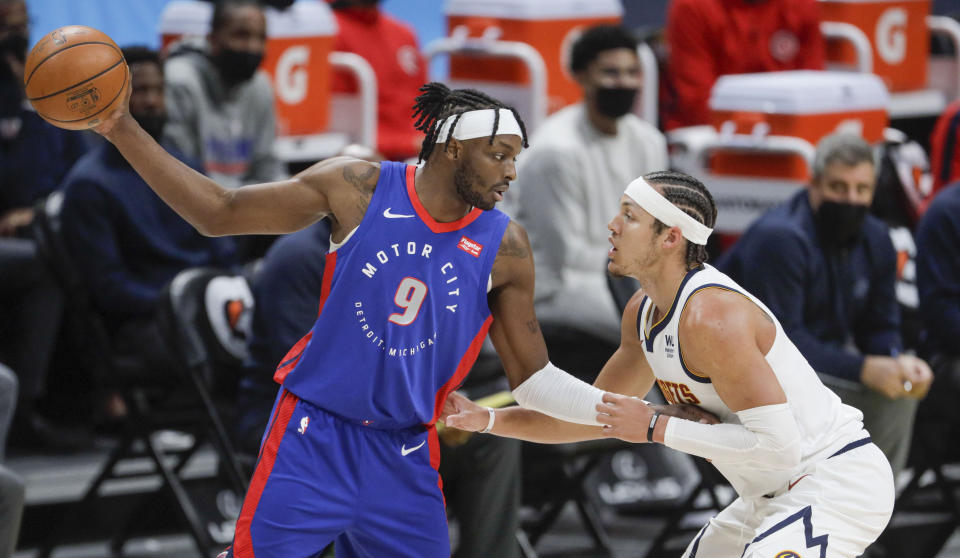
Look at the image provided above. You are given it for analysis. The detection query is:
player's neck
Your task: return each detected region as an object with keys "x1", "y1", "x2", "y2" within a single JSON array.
[
  {"x1": 639, "y1": 263, "x2": 690, "y2": 319},
  {"x1": 414, "y1": 165, "x2": 474, "y2": 222}
]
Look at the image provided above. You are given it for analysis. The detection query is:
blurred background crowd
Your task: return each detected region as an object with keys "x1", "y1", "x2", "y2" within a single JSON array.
[{"x1": 1, "y1": 0, "x2": 960, "y2": 556}]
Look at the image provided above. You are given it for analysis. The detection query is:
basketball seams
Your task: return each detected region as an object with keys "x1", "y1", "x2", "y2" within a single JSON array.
[
  {"x1": 27, "y1": 58, "x2": 125, "y2": 102},
  {"x1": 38, "y1": 63, "x2": 127, "y2": 125},
  {"x1": 24, "y1": 40, "x2": 123, "y2": 90}
]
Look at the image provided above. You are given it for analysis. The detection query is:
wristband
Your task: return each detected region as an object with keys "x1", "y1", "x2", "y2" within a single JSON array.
[
  {"x1": 647, "y1": 411, "x2": 661, "y2": 443},
  {"x1": 479, "y1": 407, "x2": 496, "y2": 434}
]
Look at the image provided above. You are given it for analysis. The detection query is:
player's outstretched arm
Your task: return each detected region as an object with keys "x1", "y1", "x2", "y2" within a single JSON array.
[
  {"x1": 93, "y1": 82, "x2": 372, "y2": 237},
  {"x1": 599, "y1": 289, "x2": 802, "y2": 469},
  {"x1": 454, "y1": 273, "x2": 717, "y2": 442}
]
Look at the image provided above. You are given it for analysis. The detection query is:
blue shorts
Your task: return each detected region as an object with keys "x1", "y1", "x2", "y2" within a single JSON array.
[{"x1": 225, "y1": 389, "x2": 449, "y2": 558}]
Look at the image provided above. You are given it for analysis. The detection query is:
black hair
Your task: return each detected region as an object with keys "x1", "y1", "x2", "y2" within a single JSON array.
[
  {"x1": 570, "y1": 25, "x2": 638, "y2": 74},
  {"x1": 411, "y1": 82, "x2": 529, "y2": 163},
  {"x1": 210, "y1": 0, "x2": 263, "y2": 33},
  {"x1": 120, "y1": 45, "x2": 162, "y2": 71},
  {"x1": 644, "y1": 170, "x2": 717, "y2": 270}
]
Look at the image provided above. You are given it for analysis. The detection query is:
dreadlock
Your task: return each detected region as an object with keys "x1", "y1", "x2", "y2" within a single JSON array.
[
  {"x1": 411, "y1": 82, "x2": 529, "y2": 163},
  {"x1": 644, "y1": 170, "x2": 718, "y2": 270}
]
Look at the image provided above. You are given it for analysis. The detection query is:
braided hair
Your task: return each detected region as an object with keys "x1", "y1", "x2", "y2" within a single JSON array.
[
  {"x1": 644, "y1": 171, "x2": 717, "y2": 270},
  {"x1": 412, "y1": 82, "x2": 529, "y2": 163}
]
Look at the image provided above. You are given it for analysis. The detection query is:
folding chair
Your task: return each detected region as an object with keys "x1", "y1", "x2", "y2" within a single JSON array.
[
  {"x1": 30, "y1": 193, "x2": 250, "y2": 558},
  {"x1": 872, "y1": 355, "x2": 960, "y2": 558}
]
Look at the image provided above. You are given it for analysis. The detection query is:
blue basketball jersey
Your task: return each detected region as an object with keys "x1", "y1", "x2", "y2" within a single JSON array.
[{"x1": 276, "y1": 162, "x2": 510, "y2": 429}]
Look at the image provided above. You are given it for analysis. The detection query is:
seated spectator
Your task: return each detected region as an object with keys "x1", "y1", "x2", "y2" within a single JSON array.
[
  {"x1": 1, "y1": 0, "x2": 87, "y2": 449},
  {"x1": 237, "y1": 216, "x2": 521, "y2": 558},
  {"x1": 662, "y1": 0, "x2": 825, "y2": 130},
  {"x1": 164, "y1": 0, "x2": 283, "y2": 189},
  {"x1": 914, "y1": 180, "x2": 960, "y2": 461},
  {"x1": 718, "y1": 133, "x2": 933, "y2": 476},
  {"x1": 928, "y1": 99, "x2": 960, "y2": 208},
  {"x1": 330, "y1": 0, "x2": 427, "y2": 161},
  {"x1": 60, "y1": 46, "x2": 237, "y2": 383},
  {"x1": 0, "y1": 363, "x2": 24, "y2": 558},
  {"x1": 505, "y1": 25, "x2": 667, "y2": 379}
]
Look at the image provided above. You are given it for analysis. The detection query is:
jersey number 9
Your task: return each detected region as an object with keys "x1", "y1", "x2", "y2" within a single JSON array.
[{"x1": 389, "y1": 277, "x2": 428, "y2": 326}]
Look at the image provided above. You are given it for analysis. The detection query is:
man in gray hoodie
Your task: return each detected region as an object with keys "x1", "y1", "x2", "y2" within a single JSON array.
[{"x1": 164, "y1": 0, "x2": 284, "y2": 189}]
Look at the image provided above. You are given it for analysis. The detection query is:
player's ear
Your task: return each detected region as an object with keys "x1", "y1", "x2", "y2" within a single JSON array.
[
  {"x1": 443, "y1": 138, "x2": 462, "y2": 160},
  {"x1": 662, "y1": 226, "x2": 684, "y2": 249}
]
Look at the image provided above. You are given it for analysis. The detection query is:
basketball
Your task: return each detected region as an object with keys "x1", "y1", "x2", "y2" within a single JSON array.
[{"x1": 23, "y1": 25, "x2": 127, "y2": 130}]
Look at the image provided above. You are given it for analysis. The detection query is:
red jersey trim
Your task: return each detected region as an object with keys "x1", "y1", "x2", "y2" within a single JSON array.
[
  {"x1": 273, "y1": 252, "x2": 337, "y2": 384},
  {"x1": 233, "y1": 389, "x2": 299, "y2": 558},
  {"x1": 405, "y1": 164, "x2": 483, "y2": 233}
]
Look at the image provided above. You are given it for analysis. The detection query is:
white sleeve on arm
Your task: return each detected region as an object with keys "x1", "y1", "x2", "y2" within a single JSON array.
[
  {"x1": 512, "y1": 362, "x2": 607, "y2": 426},
  {"x1": 663, "y1": 403, "x2": 802, "y2": 469}
]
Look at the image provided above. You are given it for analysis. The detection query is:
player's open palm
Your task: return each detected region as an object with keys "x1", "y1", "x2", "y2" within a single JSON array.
[{"x1": 442, "y1": 391, "x2": 489, "y2": 432}]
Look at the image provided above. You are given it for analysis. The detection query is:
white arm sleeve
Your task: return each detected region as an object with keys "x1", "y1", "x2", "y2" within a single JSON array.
[
  {"x1": 663, "y1": 403, "x2": 802, "y2": 470},
  {"x1": 512, "y1": 362, "x2": 607, "y2": 426}
]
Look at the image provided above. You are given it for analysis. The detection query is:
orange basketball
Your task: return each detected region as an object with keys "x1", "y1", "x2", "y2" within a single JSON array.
[{"x1": 23, "y1": 25, "x2": 127, "y2": 130}]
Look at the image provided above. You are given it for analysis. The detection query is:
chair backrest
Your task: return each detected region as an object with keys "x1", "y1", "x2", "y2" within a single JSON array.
[
  {"x1": 160, "y1": 268, "x2": 254, "y2": 373},
  {"x1": 30, "y1": 192, "x2": 122, "y2": 382}
]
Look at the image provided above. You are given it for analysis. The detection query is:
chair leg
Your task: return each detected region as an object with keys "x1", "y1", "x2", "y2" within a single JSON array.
[
  {"x1": 573, "y1": 497, "x2": 614, "y2": 555},
  {"x1": 144, "y1": 432, "x2": 215, "y2": 554},
  {"x1": 37, "y1": 430, "x2": 140, "y2": 558},
  {"x1": 189, "y1": 365, "x2": 248, "y2": 492},
  {"x1": 516, "y1": 529, "x2": 539, "y2": 558}
]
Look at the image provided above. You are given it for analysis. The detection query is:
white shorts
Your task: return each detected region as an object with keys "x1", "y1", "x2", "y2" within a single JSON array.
[{"x1": 682, "y1": 437, "x2": 894, "y2": 558}]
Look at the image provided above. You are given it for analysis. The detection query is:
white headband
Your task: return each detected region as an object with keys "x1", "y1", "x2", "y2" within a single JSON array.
[
  {"x1": 435, "y1": 108, "x2": 523, "y2": 142},
  {"x1": 624, "y1": 177, "x2": 713, "y2": 245}
]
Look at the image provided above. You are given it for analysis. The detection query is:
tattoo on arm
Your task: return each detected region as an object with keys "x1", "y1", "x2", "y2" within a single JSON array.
[
  {"x1": 342, "y1": 164, "x2": 378, "y2": 194},
  {"x1": 342, "y1": 163, "x2": 377, "y2": 218},
  {"x1": 525, "y1": 319, "x2": 540, "y2": 334},
  {"x1": 497, "y1": 225, "x2": 529, "y2": 259}
]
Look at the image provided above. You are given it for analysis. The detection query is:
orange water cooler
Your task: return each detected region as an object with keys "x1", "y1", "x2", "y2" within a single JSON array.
[
  {"x1": 158, "y1": 0, "x2": 337, "y2": 142},
  {"x1": 669, "y1": 71, "x2": 890, "y2": 234},
  {"x1": 444, "y1": 0, "x2": 623, "y2": 114},
  {"x1": 820, "y1": 0, "x2": 931, "y2": 92}
]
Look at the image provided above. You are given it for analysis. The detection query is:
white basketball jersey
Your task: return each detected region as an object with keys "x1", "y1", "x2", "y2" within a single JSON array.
[{"x1": 639, "y1": 264, "x2": 866, "y2": 498}]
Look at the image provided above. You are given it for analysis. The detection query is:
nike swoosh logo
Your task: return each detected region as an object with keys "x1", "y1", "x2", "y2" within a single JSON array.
[
  {"x1": 400, "y1": 440, "x2": 426, "y2": 456},
  {"x1": 788, "y1": 474, "x2": 810, "y2": 491},
  {"x1": 383, "y1": 208, "x2": 414, "y2": 219}
]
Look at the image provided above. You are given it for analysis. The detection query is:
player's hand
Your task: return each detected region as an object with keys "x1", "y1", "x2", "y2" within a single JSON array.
[
  {"x1": 861, "y1": 356, "x2": 909, "y2": 399},
  {"x1": 441, "y1": 391, "x2": 489, "y2": 432},
  {"x1": 92, "y1": 74, "x2": 133, "y2": 138},
  {"x1": 438, "y1": 424, "x2": 473, "y2": 447},
  {"x1": 0, "y1": 207, "x2": 35, "y2": 236},
  {"x1": 897, "y1": 354, "x2": 933, "y2": 399},
  {"x1": 651, "y1": 402, "x2": 720, "y2": 425},
  {"x1": 595, "y1": 392, "x2": 655, "y2": 443}
]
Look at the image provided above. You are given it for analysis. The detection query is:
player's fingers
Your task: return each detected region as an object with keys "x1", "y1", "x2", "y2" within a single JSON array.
[
  {"x1": 596, "y1": 402, "x2": 617, "y2": 415},
  {"x1": 595, "y1": 412, "x2": 616, "y2": 425},
  {"x1": 601, "y1": 392, "x2": 624, "y2": 405}
]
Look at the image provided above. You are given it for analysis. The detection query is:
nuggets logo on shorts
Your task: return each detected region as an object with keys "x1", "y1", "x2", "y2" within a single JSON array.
[{"x1": 776, "y1": 551, "x2": 801, "y2": 558}]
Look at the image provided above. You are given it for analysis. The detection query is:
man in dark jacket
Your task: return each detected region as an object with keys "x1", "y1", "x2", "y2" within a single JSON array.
[
  {"x1": 61, "y1": 46, "x2": 236, "y2": 379},
  {"x1": 719, "y1": 133, "x2": 933, "y2": 475}
]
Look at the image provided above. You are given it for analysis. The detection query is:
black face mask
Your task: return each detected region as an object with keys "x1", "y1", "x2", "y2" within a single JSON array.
[
  {"x1": 133, "y1": 112, "x2": 167, "y2": 141},
  {"x1": 213, "y1": 48, "x2": 263, "y2": 84},
  {"x1": 815, "y1": 200, "x2": 869, "y2": 248},
  {"x1": 595, "y1": 86, "x2": 638, "y2": 119},
  {"x1": 0, "y1": 58, "x2": 22, "y2": 119},
  {"x1": 0, "y1": 33, "x2": 27, "y2": 119}
]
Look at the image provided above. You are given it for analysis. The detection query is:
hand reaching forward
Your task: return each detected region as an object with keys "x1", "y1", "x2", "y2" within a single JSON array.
[
  {"x1": 442, "y1": 391, "x2": 490, "y2": 432},
  {"x1": 596, "y1": 393, "x2": 720, "y2": 443}
]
